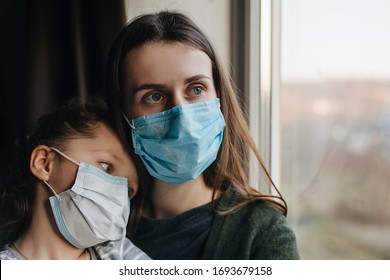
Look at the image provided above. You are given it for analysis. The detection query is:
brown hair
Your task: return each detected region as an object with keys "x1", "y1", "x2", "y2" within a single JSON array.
[{"x1": 104, "y1": 11, "x2": 287, "y2": 235}]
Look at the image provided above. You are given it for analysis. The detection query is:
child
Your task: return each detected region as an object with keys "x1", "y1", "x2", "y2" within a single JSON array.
[{"x1": 0, "y1": 99, "x2": 150, "y2": 260}]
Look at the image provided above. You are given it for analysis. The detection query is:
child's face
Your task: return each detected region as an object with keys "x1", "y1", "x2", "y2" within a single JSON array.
[
  {"x1": 122, "y1": 41, "x2": 218, "y2": 118},
  {"x1": 50, "y1": 123, "x2": 138, "y2": 196}
]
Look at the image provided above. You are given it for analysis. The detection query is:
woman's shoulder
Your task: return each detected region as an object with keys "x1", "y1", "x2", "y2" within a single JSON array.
[
  {"x1": 205, "y1": 190, "x2": 300, "y2": 259},
  {"x1": 245, "y1": 199, "x2": 286, "y2": 221},
  {"x1": 217, "y1": 189, "x2": 287, "y2": 225},
  {"x1": 219, "y1": 198, "x2": 287, "y2": 230}
]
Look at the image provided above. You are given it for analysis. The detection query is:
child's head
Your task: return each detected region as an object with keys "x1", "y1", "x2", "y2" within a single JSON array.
[{"x1": 0, "y1": 98, "x2": 138, "y2": 247}]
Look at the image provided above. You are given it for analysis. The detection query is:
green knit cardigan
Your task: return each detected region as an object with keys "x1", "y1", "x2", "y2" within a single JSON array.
[{"x1": 202, "y1": 191, "x2": 300, "y2": 260}]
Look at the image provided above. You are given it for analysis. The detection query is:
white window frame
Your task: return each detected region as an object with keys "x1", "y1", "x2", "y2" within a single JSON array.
[{"x1": 243, "y1": 0, "x2": 281, "y2": 191}]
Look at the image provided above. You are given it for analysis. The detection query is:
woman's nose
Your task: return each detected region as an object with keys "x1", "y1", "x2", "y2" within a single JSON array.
[{"x1": 169, "y1": 91, "x2": 188, "y2": 108}]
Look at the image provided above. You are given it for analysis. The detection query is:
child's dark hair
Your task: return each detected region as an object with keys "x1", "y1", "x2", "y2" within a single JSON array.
[{"x1": 0, "y1": 97, "x2": 114, "y2": 247}]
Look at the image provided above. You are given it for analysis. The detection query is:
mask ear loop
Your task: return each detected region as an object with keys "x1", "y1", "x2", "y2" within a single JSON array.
[
  {"x1": 43, "y1": 181, "x2": 60, "y2": 199},
  {"x1": 122, "y1": 112, "x2": 135, "y2": 129},
  {"x1": 50, "y1": 147, "x2": 80, "y2": 166},
  {"x1": 43, "y1": 147, "x2": 81, "y2": 199},
  {"x1": 128, "y1": 187, "x2": 136, "y2": 199}
]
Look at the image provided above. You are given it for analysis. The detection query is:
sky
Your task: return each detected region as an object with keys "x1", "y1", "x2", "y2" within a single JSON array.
[{"x1": 281, "y1": 0, "x2": 390, "y2": 82}]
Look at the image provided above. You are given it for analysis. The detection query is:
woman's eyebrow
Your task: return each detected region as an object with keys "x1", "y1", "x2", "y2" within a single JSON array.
[
  {"x1": 184, "y1": 74, "x2": 211, "y2": 84},
  {"x1": 132, "y1": 83, "x2": 166, "y2": 94},
  {"x1": 132, "y1": 75, "x2": 211, "y2": 94}
]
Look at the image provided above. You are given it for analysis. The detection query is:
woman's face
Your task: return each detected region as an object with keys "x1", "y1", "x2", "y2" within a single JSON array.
[
  {"x1": 50, "y1": 123, "x2": 138, "y2": 196},
  {"x1": 122, "y1": 41, "x2": 218, "y2": 118}
]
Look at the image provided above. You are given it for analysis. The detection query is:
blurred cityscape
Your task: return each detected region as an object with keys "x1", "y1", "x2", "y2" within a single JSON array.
[{"x1": 281, "y1": 80, "x2": 390, "y2": 259}]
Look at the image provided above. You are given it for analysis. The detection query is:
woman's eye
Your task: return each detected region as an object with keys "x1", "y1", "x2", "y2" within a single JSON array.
[
  {"x1": 100, "y1": 162, "x2": 113, "y2": 174},
  {"x1": 144, "y1": 92, "x2": 165, "y2": 103},
  {"x1": 189, "y1": 86, "x2": 203, "y2": 96}
]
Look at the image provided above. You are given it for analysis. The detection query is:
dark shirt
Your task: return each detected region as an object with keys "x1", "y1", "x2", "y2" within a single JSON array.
[{"x1": 133, "y1": 202, "x2": 214, "y2": 260}]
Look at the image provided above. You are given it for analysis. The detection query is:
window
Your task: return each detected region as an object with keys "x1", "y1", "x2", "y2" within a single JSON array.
[{"x1": 281, "y1": 0, "x2": 390, "y2": 259}]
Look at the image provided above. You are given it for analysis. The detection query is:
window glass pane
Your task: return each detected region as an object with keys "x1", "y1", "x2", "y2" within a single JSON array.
[{"x1": 281, "y1": 0, "x2": 390, "y2": 259}]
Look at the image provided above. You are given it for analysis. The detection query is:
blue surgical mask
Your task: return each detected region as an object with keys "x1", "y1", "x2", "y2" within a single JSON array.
[
  {"x1": 124, "y1": 98, "x2": 225, "y2": 184},
  {"x1": 44, "y1": 148, "x2": 130, "y2": 249}
]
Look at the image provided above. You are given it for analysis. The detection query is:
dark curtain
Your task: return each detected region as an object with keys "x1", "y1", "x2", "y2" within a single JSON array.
[{"x1": 0, "y1": 0, "x2": 126, "y2": 178}]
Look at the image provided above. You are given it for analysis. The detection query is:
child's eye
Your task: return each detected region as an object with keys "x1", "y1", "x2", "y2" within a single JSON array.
[{"x1": 100, "y1": 162, "x2": 113, "y2": 174}]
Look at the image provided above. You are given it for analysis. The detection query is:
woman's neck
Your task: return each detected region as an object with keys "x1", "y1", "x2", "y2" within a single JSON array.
[
  {"x1": 14, "y1": 186, "x2": 90, "y2": 260},
  {"x1": 147, "y1": 175, "x2": 214, "y2": 219}
]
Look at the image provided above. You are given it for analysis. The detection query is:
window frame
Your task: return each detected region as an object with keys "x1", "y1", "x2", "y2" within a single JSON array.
[{"x1": 232, "y1": 0, "x2": 282, "y2": 191}]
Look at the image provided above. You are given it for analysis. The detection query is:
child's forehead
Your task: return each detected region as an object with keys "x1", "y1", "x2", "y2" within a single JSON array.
[{"x1": 64, "y1": 124, "x2": 125, "y2": 156}]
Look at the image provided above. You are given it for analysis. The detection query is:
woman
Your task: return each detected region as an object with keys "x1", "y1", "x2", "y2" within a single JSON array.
[
  {"x1": 0, "y1": 99, "x2": 149, "y2": 260},
  {"x1": 105, "y1": 11, "x2": 299, "y2": 259}
]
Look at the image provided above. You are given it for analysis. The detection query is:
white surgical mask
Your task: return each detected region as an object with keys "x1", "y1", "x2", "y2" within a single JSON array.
[{"x1": 44, "y1": 147, "x2": 130, "y2": 249}]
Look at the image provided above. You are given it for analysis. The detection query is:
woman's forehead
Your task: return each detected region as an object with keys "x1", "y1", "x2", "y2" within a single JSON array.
[{"x1": 123, "y1": 41, "x2": 212, "y2": 85}]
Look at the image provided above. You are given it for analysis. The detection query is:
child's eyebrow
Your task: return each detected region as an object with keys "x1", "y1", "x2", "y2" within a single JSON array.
[{"x1": 91, "y1": 149, "x2": 122, "y2": 160}]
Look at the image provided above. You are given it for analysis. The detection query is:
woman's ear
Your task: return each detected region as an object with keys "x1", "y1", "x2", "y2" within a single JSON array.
[
  {"x1": 30, "y1": 145, "x2": 55, "y2": 181},
  {"x1": 128, "y1": 187, "x2": 136, "y2": 199}
]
